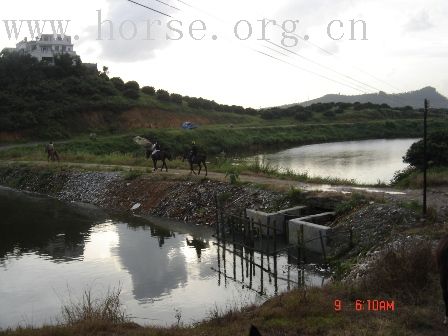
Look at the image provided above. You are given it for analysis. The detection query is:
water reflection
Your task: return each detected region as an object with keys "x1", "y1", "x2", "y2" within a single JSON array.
[
  {"x1": 0, "y1": 187, "x2": 106, "y2": 262},
  {"x1": 0, "y1": 188, "x2": 327, "y2": 329}
]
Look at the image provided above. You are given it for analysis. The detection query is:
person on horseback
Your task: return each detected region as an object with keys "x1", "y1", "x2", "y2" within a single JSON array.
[
  {"x1": 190, "y1": 141, "x2": 198, "y2": 162},
  {"x1": 46, "y1": 141, "x2": 60, "y2": 162},
  {"x1": 151, "y1": 140, "x2": 161, "y2": 157}
]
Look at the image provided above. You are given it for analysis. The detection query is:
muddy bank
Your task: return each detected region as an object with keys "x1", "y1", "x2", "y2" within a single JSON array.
[{"x1": 0, "y1": 165, "x2": 291, "y2": 226}]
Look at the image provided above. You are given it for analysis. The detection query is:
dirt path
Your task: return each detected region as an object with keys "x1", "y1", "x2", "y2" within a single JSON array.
[{"x1": 1, "y1": 160, "x2": 447, "y2": 219}]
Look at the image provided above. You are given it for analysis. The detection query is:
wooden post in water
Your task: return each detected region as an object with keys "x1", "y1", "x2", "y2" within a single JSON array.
[
  {"x1": 273, "y1": 253, "x2": 278, "y2": 295},
  {"x1": 215, "y1": 193, "x2": 220, "y2": 238},
  {"x1": 297, "y1": 229, "x2": 301, "y2": 266},
  {"x1": 233, "y1": 234, "x2": 236, "y2": 281},
  {"x1": 217, "y1": 237, "x2": 221, "y2": 286},
  {"x1": 301, "y1": 224, "x2": 307, "y2": 264},
  {"x1": 240, "y1": 243, "x2": 244, "y2": 283},
  {"x1": 273, "y1": 221, "x2": 277, "y2": 254}
]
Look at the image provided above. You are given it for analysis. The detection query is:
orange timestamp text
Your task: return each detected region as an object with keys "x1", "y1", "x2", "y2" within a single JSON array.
[{"x1": 334, "y1": 299, "x2": 395, "y2": 312}]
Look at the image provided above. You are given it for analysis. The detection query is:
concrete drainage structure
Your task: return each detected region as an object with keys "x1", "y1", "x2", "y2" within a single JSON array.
[
  {"x1": 288, "y1": 212, "x2": 335, "y2": 254},
  {"x1": 245, "y1": 206, "x2": 307, "y2": 236},
  {"x1": 245, "y1": 206, "x2": 336, "y2": 255}
]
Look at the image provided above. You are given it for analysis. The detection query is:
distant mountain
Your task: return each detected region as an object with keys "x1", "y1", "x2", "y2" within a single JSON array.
[{"x1": 290, "y1": 87, "x2": 448, "y2": 109}]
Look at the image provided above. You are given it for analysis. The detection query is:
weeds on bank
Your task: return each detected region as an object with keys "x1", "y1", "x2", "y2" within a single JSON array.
[
  {"x1": 123, "y1": 170, "x2": 143, "y2": 181},
  {"x1": 61, "y1": 287, "x2": 129, "y2": 325}
]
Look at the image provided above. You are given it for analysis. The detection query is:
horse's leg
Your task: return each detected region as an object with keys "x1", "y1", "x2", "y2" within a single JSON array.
[
  {"x1": 197, "y1": 162, "x2": 202, "y2": 175},
  {"x1": 190, "y1": 162, "x2": 196, "y2": 175},
  {"x1": 163, "y1": 158, "x2": 168, "y2": 172},
  {"x1": 153, "y1": 159, "x2": 157, "y2": 171},
  {"x1": 203, "y1": 160, "x2": 208, "y2": 176}
]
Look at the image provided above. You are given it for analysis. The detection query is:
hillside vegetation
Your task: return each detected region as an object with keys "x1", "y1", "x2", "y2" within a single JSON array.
[{"x1": 1, "y1": 52, "x2": 447, "y2": 143}]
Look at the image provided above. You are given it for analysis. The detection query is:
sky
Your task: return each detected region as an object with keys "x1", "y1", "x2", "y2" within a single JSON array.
[{"x1": 1, "y1": 0, "x2": 447, "y2": 108}]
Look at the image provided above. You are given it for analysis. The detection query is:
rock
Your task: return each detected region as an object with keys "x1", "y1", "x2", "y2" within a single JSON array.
[{"x1": 131, "y1": 203, "x2": 141, "y2": 211}]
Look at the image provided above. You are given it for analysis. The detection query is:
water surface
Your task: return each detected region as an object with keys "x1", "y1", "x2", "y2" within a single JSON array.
[
  {"x1": 0, "y1": 187, "x2": 327, "y2": 329},
  {"x1": 249, "y1": 139, "x2": 419, "y2": 184}
]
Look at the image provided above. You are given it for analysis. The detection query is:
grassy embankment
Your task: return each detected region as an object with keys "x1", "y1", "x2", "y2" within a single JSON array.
[{"x1": 1, "y1": 118, "x2": 447, "y2": 187}]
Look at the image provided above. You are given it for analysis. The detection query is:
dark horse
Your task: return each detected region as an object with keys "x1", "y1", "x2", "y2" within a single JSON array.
[
  {"x1": 436, "y1": 235, "x2": 448, "y2": 325},
  {"x1": 183, "y1": 151, "x2": 208, "y2": 176},
  {"x1": 145, "y1": 146, "x2": 172, "y2": 172}
]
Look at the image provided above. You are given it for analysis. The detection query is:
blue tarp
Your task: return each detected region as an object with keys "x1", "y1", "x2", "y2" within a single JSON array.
[{"x1": 181, "y1": 121, "x2": 197, "y2": 129}]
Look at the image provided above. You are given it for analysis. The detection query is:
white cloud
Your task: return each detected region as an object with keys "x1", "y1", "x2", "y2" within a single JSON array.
[{"x1": 403, "y1": 10, "x2": 434, "y2": 32}]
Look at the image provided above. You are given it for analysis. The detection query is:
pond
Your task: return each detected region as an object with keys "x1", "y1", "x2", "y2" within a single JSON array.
[
  {"x1": 0, "y1": 187, "x2": 328, "y2": 329},
  {"x1": 248, "y1": 138, "x2": 419, "y2": 185}
]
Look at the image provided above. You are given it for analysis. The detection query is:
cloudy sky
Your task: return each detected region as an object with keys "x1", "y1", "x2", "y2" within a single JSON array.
[{"x1": 1, "y1": 0, "x2": 447, "y2": 108}]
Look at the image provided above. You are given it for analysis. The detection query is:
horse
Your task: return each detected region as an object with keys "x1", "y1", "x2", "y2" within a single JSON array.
[
  {"x1": 145, "y1": 146, "x2": 172, "y2": 172},
  {"x1": 45, "y1": 145, "x2": 60, "y2": 162},
  {"x1": 436, "y1": 235, "x2": 448, "y2": 325},
  {"x1": 183, "y1": 151, "x2": 208, "y2": 176}
]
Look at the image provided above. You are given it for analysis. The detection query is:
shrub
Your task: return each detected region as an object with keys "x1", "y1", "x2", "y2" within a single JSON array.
[
  {"x1": 403, "y1": 132, "x2": 448, "y2": 168},
  {"x1": 225, "y1": 167, "x2": 240, "y2": 184}
]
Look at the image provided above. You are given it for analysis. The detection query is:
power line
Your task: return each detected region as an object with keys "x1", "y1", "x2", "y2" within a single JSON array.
[
  {"x1": 265, "y1": 40, "x2": 376, "y2": 93},
  {"x1": 255, "y1": 50, "x2": 369, "y2": 93},
  {"x1": 162, "y1": 0, "x2": 382, "y2": 94},
  {"x1": 137, "y1": 0, "x2": 411, "y2": 106},
  {"x1": 126, "y1": 0, "x2": 173, "y2": 18},
  {"x1": 151, "y1": 0, "x2": 180, "y2": 11},
  {"x1": 291, "y1": 32, "x2": 402, "y2": 93}
]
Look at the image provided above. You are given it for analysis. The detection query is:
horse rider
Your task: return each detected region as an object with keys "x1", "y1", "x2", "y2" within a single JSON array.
[
  {"x1": 190, "y1": 141, "x2": 198, "y2": 162},
  {"x1": 151, "y1": 140, "x2": 161, "y2": 156},
  {"x1": 46, "y1": 141, "x2": 60, "y2": 162}
]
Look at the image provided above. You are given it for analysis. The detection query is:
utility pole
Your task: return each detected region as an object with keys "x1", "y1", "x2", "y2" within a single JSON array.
[{"x1": 423, "y1": 99, "x2": 429, "y2": 217}]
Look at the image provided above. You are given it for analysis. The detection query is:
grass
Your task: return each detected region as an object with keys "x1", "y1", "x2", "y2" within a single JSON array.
[
  {"x1": 61, "y1": 287, "x2": 129, "y2": 325},
  {"x1": 1, "y1": 118, "x2": 447, "y2": 189},
  {"x1": 392, "y1": 166, "x2": 448, "y2": 188}
]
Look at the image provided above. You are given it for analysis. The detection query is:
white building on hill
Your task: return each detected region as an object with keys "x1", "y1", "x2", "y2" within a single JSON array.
[{"x1": 7, "y1": 34, "x2": 77, "y2": 63}]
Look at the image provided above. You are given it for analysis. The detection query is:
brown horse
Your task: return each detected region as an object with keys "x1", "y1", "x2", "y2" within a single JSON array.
[
  {"x1": 436, "y1": 235, "x2": 448, "y2": 325},
  {"x1": 45, "y1": 144, "x2": 60, "y2": 162}
]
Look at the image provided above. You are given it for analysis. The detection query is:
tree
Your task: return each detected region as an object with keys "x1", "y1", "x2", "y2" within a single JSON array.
[
  {"x1": 403, "y1": 132, "x2": 448, "y2": 168},
  {"x1": 123, "y1": 81, "x2": 140, "y2": 99},
  {"x1": 141, "y1": 86, "x2": 156, "y2": 95},
  {"x1": 170, "y1": 93, "x2": 183, "y2": 104},
  {"x1": 156, "y1": 89, "x2": 170, "y2": 102},
  {"x1": 110, "y1": 77, "x2": 125, "y2": 92}
]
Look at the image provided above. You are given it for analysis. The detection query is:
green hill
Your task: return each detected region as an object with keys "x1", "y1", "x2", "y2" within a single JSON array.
[{"x1": 0, "y1": 52, "x2": 257, "y2": 140}]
